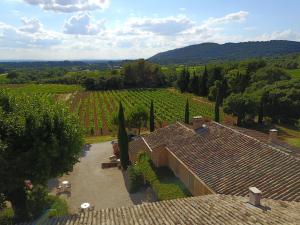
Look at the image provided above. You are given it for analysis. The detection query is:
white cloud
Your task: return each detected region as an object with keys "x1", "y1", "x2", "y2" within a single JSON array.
[
  {"x1": 63, "y1": 13, "x2": 105, "y2": 35},
  {"x1": 253, "y1": 30, "x2": 300, "y2": 41},
  {"x1": 0, "y1": 19, "x2": 60, "y2": 49},
  {"x1": 23, "y1": 0, "x2": 110, "y2": 13},
  {"x1": 124, "y1": 15, "x2": 195, "y2": 36},
  {"x1": 204, "y1": 11, "x2": 249, "y2": 27},
  {"x1": 19, "y1": 17, "x2": 43, "y2": 33},
  {"x1": 1, "y1": 10, "x2": 299, "y2": 60}
]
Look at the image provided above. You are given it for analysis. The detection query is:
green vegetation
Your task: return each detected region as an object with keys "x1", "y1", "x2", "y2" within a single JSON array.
[
  {"x1": 0, "y1": 208, "x2": 13, "y2": 225},
  {"x1": 0, "y1": 91, "x2": 83, "y2": 222},
  {"x1": 69, "y1": 89, "x2": 219, "y2": 136},
  {"x1": 0, "y1": 74, "x2": 8, "y2": 84},
  {"x1": 133, "y1": 153, "x2": 189, "y2": 201},
  {"x1": 286, "y1": 68, "x2": 300, "y2": 79},
  {"x1": 1, "y1": 84, "x2": 83, "y2": 94},
  {"x1": 149, "y1": 100, "x2": 155, "y2": 132},
  {"x1": 127, "y1": 165, "x2": 143, "y2": 193},
  {"x1": 118, "y1": 102, "x2": 129, "y2": 170},
  {"x1": 127, "y1": 104, "x2": 148, "y2": 135},
  {"x1": 184, "y1": 98, "x2": 189, "y2": 124}
]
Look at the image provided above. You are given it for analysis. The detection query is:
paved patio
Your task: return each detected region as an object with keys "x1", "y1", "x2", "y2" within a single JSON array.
[{"x1": 48, "y1": 142, "x2": 154, "y2": 213}]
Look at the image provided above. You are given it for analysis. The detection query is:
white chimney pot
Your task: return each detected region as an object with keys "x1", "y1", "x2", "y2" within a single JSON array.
[
  {"x1": 269, "y1": 129, "x2": 278, "y2": 143},
  {"x1": 192, "y1": 116, "x2": 204, "y2": 130},
  {"x1": 249, "y1": 187, "x2": 262, "y2": 206}
]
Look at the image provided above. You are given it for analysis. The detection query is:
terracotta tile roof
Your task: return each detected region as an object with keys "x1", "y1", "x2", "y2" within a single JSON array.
[
  {"x1": 138, "y1": 122, "x2": 300, "y2": 201},
  {"x1": 229, "y1": 125, "x2": 300, "y2": 158},
  {"x1": 19, "y1": 195, "x2": 300, "y2": 225}
]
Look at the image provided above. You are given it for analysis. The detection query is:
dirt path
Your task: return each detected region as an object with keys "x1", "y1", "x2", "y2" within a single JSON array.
[{"x1": 48, "y1": 142, "x2": 154, "y2": 213}]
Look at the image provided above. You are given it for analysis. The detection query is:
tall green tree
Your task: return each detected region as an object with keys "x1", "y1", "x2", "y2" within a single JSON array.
[
  {"x1": 0, "y1": 91, "x2": 83, "y2": 222},
  {"x1": 177, "y1": 67, "x2": 190, "y2": 93},
  {"x1": 200, "y1": 66, "x2": 208, "y2": 96},
  {"x1": 189, "y1": 71, "x2": 199, "y2": 94},
  {"x1": 214, "y1": 81, "x2": 221, "y2": 122},
  {"x1": 149, "y1": 100, "x2": 155, "y2": 132},
  {"x1": 223, "y1": 93, "x2": 256, "y2": 126},
  {"x1": 184, "y1": 98, "x2": 190, "y2": 124},
  {"x1": 118, "y1": 102, "x2": 129, "y2": 170},
  {"x1": 127, "y1": 104, "x2": 148, "y2": 135}
]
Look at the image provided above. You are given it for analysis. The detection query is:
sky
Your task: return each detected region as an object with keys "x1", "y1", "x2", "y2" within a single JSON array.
[{"x1": 0, "y1": 0, "x2": 299, "y2": 60}]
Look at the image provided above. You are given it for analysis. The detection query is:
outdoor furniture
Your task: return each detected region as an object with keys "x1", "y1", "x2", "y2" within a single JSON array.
[
  {"x1": 56, "y1": 181, "x2": 71, "y2": 196},
  {"x1": 109, "y1": 155, "x2": 117, "y2": 162}
]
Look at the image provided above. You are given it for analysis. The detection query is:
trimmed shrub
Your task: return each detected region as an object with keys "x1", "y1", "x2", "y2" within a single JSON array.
[
  {"x1": 136, "y1": 153, "x2": 187, "y2": 201},
  {"x1": 47, "y1": 196, "x2": 68, "y2": 218},
  {"x1": 0, "y1": 208, "x2": 13, "y2": 225},
  {"x1": 127, "y1": 165, "x2": 143, "y2": 193}
]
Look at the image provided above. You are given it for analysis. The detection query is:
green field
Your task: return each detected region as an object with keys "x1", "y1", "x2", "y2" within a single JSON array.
[
  {"x1": 1, "y1": 84, "x2": 83, "y2": 94},
  {"x1": 0, "y1": 74, "x2": 9, "y2": 84},
  {"x1": 68, "y1": 88, "x2": 220, "y2": 135},
  {"x1": 1, "y1": 84, "x2": 219, "y2": 136},
  {"x1": 286, "y1": 68, "x2": 300, "y2": 79}
]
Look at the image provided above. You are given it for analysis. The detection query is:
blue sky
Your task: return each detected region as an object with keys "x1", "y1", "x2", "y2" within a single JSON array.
[{"x1": 0, "y1": 0, "x2": 299, "y2": 60}]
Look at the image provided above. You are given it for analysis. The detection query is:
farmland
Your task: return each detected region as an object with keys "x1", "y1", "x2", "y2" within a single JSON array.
[
  {"x1": 67, "y1": 88, "x2": 220, "y2": 135},
  {"x1": 286, "y1": 68, "x2": 300, "y2": 79},
  {"x1": 1, "y1": 84, "x2": 220, "y2": 136}
]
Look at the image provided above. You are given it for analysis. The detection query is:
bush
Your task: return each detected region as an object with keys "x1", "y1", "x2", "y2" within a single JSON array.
[
  {"x1": 127, "y1": 165, "x2": 143, "y2": 193},
  {"x1": 0, "y1": 208, "x2": 13, "y2": 225},
  {"x1": 136, "y1": 153, "x2": 187, "y2": 201},
  {"x1": 47, "y1": 196, "x2": 68, "y2": 218},
  {"x1": 26, "y1": 185, "x2": 51, "y2": 220}
]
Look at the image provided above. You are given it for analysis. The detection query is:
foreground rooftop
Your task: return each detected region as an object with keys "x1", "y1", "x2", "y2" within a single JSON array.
[
  {"x1": 131, "y1": 121, "x2": 300, "y2": 201},
  {"x1": 19, "y1": 194, "x2": 300, "y2": 225}
]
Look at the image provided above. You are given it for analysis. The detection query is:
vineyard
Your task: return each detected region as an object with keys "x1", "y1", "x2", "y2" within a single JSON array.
[
  {"x1": 1, "y1": 84, "x2": 224, "y2": 136},
  {"x1": 67, "y1": 88, "x2": 222, "y2": 136}
]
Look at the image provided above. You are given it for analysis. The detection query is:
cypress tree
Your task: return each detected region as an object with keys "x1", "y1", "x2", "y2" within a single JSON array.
[
  {"x1": 184, "y1": 98, "x2": 189, "y2": 124},
  {"x1": 200, "y1": 66, "x2": 208, "y2": 96},
  {"x1": 215, "y1": 81, "x2": 221, "y2": 122},
  {"x1": 149, "y1": 100, "x2": 155, "y2": 132},
  {"x1": 118, "y1": 102, "x2": 129, "y2": 170}
]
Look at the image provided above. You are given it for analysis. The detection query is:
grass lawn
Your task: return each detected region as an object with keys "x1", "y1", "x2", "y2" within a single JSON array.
[
  {"x1": 286, "y1": 68, "x2": 300, "y2": 79},
  {"x1": 84, "y1": 135, "x2": 116, "y2": 144},
  {"x1": 275, "y1": 125, "x2": 300, "y2": 148},
  {"x1": 156, "y1": 167, "x2": 191, "y2": 197}
]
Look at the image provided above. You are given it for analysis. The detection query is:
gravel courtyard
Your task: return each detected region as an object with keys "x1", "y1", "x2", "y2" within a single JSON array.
[{"x1": 48, "y1": 142, "x2": 154, "y2": 213}]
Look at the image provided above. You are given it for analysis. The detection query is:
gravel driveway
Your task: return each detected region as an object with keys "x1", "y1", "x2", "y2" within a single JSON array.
[{"x1": 48, "y1": 142, "x2": 154, "y2": 213}]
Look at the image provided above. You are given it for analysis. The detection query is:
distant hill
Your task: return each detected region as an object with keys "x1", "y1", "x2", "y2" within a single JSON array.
[{"x1": 148, "y1": 40, "x2": 300, "y2": 64}]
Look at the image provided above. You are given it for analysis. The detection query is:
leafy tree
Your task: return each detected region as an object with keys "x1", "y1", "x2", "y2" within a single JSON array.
[
  {"x1": 208, "y1": 66, "x2": 223, "y2": 87},
  {"x1": 177, "y1": 68, "x2": 190, "y2": 92},
  {"x1": 262, "y1": 79, "x2": 300, "y2": 123},
  {"x1": 189, "y1": 71, "x2": 199, "y2": 94},
  {"x1": 184, "y1": 98, "x2": 189, "y2": 124},
  {"x1": 226, "y1": 70, "x2": 251, "y2": 94},
  {"x1": 251, "y1": 66, "x2": 290, "y2": 84},
  {"x1": 0, "y1": 91, "x2": 83, "y2": 222},
  {"x1": 118, "y1": 102, "x2": 129, "y2": 170},
  {"x1": 149, "y1": 100, "x2": 155, "y2": 132},
  {"x1": 223, "y1": 93, "x2": 256, "y2": 126},
  {"x1": 246, "y1": 59, "x2": 266, "y2": 75},
  {"x1": 199, "y1": 66, "x2": 208, "y2": 96},
  {"x1": 127, "y1": 104, "x2": 148, "y2": 135}
]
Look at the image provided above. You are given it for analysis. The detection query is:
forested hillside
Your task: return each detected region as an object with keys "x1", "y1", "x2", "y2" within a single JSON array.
[{"x1": 149, "y1": 40, "x2": 300, "y2": 64}]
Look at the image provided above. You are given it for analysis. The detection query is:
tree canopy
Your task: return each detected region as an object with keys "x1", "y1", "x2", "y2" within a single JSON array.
[{"x1": 0, "y1": 91, "x2": 83, "y2": 222}]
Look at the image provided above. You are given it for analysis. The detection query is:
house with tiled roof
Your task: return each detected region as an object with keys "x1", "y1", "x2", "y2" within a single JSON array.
[
  {"x1": 129, "y1": 116, "x2": 300, "y2": 201},
  {"x1": 19, "y1": 194, "x2": 300, "y2": 225}
]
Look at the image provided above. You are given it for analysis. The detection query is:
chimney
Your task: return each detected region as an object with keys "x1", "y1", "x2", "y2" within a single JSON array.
[
  {"x1": 249, "y1": 187, "x2": 262, "y2": 206},
  {"x1": 269, "y1": 129, "x2": 278, "y2": 143},
  {"x1": 192, "y1": 116, "x2": 204, "y2": 130}
]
